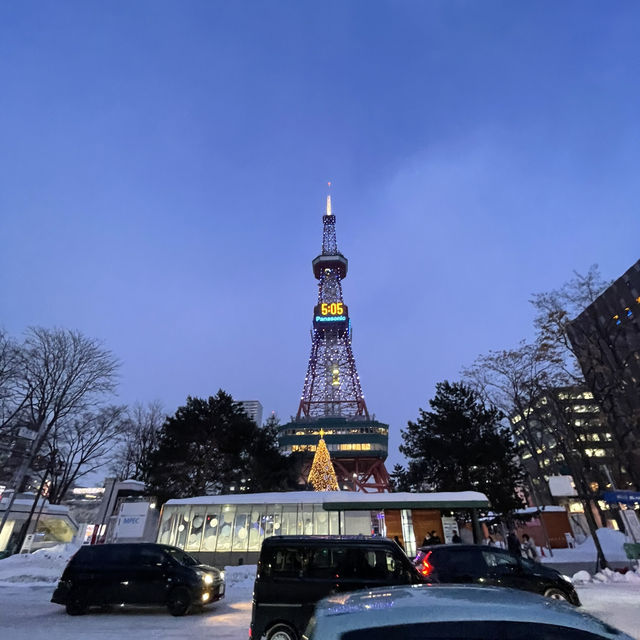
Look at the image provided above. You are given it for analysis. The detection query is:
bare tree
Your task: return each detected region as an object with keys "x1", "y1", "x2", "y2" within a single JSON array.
[
  {"x1": 530, "y1": 265, "x2": 611, "y2": 379},
  {"x1": 40, "y1": 405, "x2": 128, "y2": 504},
  {"x1": 0, "y1": 329, "x2": 29, "y2": 433},
  {"x1": 463, "y1": 340, "x2": 566, "y2": 498},
  {"x1": 14, "y1": 327, "x2": 120, "y2": 462},
  {"x1": 110, "y1": 401, "x2": 164, "y2": 481},
  {"x1": 0, "y1": 328, "x2": 120, "y2": 537},
  {"x1": 464, "y1": 343, "x2": 610, "y2": 569}
]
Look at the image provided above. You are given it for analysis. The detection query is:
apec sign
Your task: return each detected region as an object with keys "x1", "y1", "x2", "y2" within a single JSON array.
[{"x1": 114, "y1": 502, "x2": 149, "y2": 539}]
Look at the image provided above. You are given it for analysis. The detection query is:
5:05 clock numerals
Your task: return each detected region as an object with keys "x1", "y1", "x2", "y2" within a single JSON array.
[{"x1": 321, "y1": 302, "x2": 344, "y2": 316}]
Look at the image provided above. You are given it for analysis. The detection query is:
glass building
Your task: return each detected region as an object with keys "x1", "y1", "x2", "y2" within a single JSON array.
[{"x1": 157, "y1": 490, "x2": 489, "y2": 566}]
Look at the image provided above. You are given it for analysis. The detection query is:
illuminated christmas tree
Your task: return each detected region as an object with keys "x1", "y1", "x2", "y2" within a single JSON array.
[{"x1": 307, "y1": 430, "x2": 339, "y2": 491}]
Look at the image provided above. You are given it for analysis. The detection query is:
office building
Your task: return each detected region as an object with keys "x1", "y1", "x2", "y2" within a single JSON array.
[
  {"x1": 239, "y1": 400, "x2": 263, "y2": 427},
  {"x1": 567, "y1": 260, "x2": 640, "y2": 489}
]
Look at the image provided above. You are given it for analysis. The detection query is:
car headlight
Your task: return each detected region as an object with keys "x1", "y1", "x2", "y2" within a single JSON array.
[
  {"x1": 202, "y1": 573, "x2": 214, "y2": 585},
  {"x1": 220, "y1": 571, "x2": 225, "y2": 581},
  {"x1": 561, "y1": 574, "x2": 573, "y2": 583}
]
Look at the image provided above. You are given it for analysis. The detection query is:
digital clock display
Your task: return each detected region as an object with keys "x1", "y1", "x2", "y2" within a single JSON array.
[
  {"x1": 313, "y1": 302, "x2": 349, "y2": 324},
  {"x1": 320, "y1": 302, "x2": 344, "y2": 316}
]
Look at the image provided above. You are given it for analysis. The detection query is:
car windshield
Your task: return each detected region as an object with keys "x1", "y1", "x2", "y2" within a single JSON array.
[{"x1": 165, "y1": 547, "x2": 199, "y2": 566}]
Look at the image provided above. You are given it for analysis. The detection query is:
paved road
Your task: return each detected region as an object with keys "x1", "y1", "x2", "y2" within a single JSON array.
[{"x1": 0, "y1": 583, "x2": 638, "y2": 640}]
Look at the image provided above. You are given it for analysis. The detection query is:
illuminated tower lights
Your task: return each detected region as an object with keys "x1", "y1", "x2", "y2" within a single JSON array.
[{"x1": 278, "y1": 189, "x2": 390, "y2": 492}]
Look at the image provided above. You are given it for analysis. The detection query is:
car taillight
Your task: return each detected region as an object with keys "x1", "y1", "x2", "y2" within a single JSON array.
[{"x1": 419, "y1": 550, "x2": 433, "y2": 577}]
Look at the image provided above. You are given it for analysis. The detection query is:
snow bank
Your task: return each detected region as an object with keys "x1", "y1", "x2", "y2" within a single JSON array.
[
  {"x1": 0, "y1": 545, "x2": 257, "y2": 592},
  {"x1": 542, "y1": 528, "x2": 631, "y2": 564},
  {"x1": 223, "y1": 564, "x2": 256, "y2": 593},
  {"x1": 579, "y1": 528, "x2": 630, "y2": 562},
  {"x1": 571, "y1": 570, "x2": 592, "y2": 584},
  {"x1": 571, "y1": 566, "x2": 640, "y2": 585},
  {"x1": 0, "y1": 542, "x2": 80, "y2": 587}
]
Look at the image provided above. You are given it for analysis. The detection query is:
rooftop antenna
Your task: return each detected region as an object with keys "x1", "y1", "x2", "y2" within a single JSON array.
[{"x1": 326, "y1": 181, "x2": 332, "y2": 216}]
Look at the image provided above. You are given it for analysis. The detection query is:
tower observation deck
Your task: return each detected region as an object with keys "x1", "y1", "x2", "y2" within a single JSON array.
[{"x1": 277, "y1": 193, "x2": 390, "y2": 492}]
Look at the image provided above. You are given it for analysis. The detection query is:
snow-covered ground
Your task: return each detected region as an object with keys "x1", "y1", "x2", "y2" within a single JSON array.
[
  {"x1": 0, "y1": 563, "x2": 256, "y2": 640},
  {"x1": 1, "y1": 541, "x2": 639, "y2": 639}
]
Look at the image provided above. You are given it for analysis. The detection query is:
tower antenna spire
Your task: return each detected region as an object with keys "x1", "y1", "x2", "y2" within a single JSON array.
[{"x1": 326, "y1": 181, "x2": 332, "y2": 216}]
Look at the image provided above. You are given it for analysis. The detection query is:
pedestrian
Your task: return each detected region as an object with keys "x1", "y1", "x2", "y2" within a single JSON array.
[
  {"x1": 429, "y1": 530, "x2": 442, "y2": 545},
  {"x1": 393, "y1": 535, "x2": 405, "y2": 552},
  {"x1": 521, "y1": 534, "x2": 539, "y2": 561},
  {"x1": 451, "y1": 531, "x2": 462, "y2": 544},
  {"x1": 506, "y1": 530, "x2": 521, "y2": 556}
]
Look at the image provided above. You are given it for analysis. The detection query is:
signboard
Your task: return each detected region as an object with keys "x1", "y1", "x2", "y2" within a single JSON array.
[
  {"x1": 441, "y1": 516, "x2": 458, "y2": 544},
  {"x1": 548, "y1": 475, "x2": 577, "y2": 497},
  {"x1": 114, "y1": 502, "x2": 149, "y2": 539},
  {"x1": 602, "y1": 490, "x2": 640, "y2": 505},
  {"x1": 620, "y1": 509, "x2": 640, "y2": 543}
]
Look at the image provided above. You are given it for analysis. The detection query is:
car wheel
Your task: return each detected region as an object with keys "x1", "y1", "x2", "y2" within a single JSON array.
[
  {"x1": 167, "y1": 587, "x2": 192, "y2": 616},
  {"x1": 544, "y1": 587, "x2": 569, "y2": 601},
  {"x1": 266, "y1": 623, "x2": 297, "y2": 640},
  {"x1": 66, "y1": 590, "x2": 88, "y2": 616}
]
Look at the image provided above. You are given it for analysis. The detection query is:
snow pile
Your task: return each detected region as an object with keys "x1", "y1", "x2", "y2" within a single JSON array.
[
  {"x1": 578, "y1": 528, "x2": 630, "y2": 563},
  {"x1": 223, "y1": 564, "x2": 256, "y2": 593},
  {"x1": 542, "y1": 528, "x2": 631, "y2": 564},
  {"x1": 0, "y1": 542, "x2": 80, "y2": 587},
  {"x1": 571, "y1": 570, "x2": 592, "y2": 584},
  {"x1": 572, "y1": 566, "x2": 640, "y2": 585}
]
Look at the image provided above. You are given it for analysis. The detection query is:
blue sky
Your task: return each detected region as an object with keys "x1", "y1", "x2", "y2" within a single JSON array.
[{"x1": 1, "y1": 1, "x2": 639, "y2": 471}]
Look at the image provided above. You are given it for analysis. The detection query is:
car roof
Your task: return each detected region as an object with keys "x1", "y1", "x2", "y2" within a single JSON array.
[
  {"x1": 311, "y1": 585, "x2": 631, "y2": 639},
  {"x1": 420, "y1": 544, "x2": 504, "y2": 552}
]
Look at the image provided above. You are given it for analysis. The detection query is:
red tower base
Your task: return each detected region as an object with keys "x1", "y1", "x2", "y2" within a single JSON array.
[{"x1": 332, "y1": 458, "x2": 390, "y2": 493}]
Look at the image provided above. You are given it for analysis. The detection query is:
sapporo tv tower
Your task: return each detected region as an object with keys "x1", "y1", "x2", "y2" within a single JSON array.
[{"x1": 277, "y1": 189, "x2": 390, "y2": 492}]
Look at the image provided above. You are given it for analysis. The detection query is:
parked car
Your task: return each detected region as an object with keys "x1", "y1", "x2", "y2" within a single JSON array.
[
  {"x1": 414, "y1": 544, "x2": 580, "y2": 605},
  {"x1": 51, "y1": 542, "x2": 225, "y2": 616},
  {"x1": 250, "y1": 535, "x2": 428, "y2": 640},
  {"x1": 303, "y1": 584, "x2": 633, "y2": 640}
]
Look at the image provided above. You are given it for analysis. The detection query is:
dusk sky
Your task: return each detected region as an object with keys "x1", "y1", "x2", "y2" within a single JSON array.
[{"x1": 1, "y1": 2, "x2": 639, "y2": 472}]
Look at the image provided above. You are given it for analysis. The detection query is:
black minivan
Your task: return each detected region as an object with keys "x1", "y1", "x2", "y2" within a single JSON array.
[
  {"x1": 415, "y1": 544, "x2": 580, "y2": 605},
  {"x1": 51, "y1": 543, "x2": 225, "y2": 616},
  {"x1": 250, "y1": 536, "x2": 428, "y2": 640}
]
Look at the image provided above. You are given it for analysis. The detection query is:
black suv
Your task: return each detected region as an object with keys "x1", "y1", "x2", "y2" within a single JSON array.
[
  {"x1": 51, "y1": 543, "x2": 225, "y2": 616},
  {"x1": 415, "y1": 544, "x2": 580, "y2": 605},
  {"x1": 251, "y1": 535, "x2": 427, "y2": 640}
]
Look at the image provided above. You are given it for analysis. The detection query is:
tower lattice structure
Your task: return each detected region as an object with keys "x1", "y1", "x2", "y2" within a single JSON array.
[
  {"x1": 278, "y1": 192, "x2": 390, "y2": 492},
  {"x1": 297, "y1": 193, "x2": 368, "y2": 420}
]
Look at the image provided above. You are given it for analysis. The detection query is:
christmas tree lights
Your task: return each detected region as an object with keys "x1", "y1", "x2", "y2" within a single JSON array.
[{"x1": 307, "y1": 430, "x2": 339, "y2": 491}]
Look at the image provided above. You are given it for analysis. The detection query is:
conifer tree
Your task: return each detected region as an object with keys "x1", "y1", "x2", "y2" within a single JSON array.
[
  {"x1": 307, "y1": 432, "x2": 339, "y2": 491},
  {"x1": 142, "y1": 391, "x2": 298, "y2": 503},
  {"x1": 398, "y1": 381, "x2": 526, "y2": 516}
]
